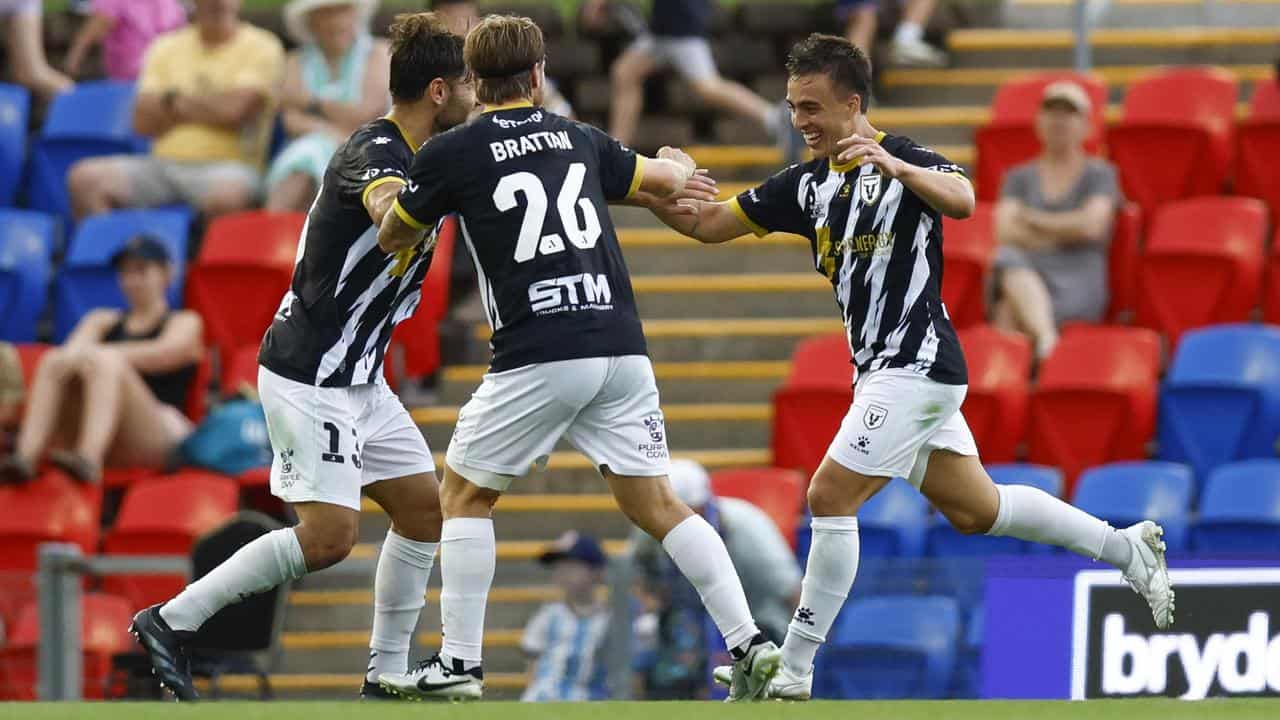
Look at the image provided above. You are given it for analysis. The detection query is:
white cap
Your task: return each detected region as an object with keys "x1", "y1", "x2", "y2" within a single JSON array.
[
  {"x1": 668, "y1": 459, "x2": 713, "y2": 509},
  {"x1": 283, "y1": 0, "x2": 377, "y2": 46}
]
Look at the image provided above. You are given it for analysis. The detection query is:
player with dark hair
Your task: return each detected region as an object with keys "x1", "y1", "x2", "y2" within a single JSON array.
[
  {"x1": 129, "y1": 13, "x2": 477, "y2": 702},
  {"x1": 642, "y1": 33, "x2": 1175, "y2": 700},
  {"x1": 375, "y1": 14, "x2": 782, "y2": 703}
]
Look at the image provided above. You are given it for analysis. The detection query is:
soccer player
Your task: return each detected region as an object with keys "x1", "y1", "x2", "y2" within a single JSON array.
[
  {"x1": 129, "y1": 13, "x2": 476, "y2": 702},
  {"x1": 375, "y1": 14, "x2": 781, "y2": 703},
  {"x1": 641, "y1": 34, "x2": 1175, "y2": 700}
]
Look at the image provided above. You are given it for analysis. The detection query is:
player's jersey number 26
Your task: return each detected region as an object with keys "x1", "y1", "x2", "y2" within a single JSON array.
[{"x1": 494, "y1": 163, "x2": 602, "y2": 263}]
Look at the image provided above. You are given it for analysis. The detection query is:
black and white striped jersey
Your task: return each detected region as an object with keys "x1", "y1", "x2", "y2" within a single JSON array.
[
  {"x1": 732, "y1": 132, "x2": 968, "y2": 385},
  {"x1": 258, "y1": 117, "x2": 436, "y2": 387}
]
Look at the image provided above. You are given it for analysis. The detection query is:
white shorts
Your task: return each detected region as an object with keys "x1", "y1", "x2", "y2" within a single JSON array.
[
  {"x1": 630, "y1": 35, "x2": 718, "y2": 82},
  {"x1": 258, "y1": 366, "x2": 435, "y2": 511},
  {"x1": 827, "y1": 368, "x2": 978, "y2": 489},
  {"x1": 445, "y1": 355, "x2": 671, "y2": 492}
]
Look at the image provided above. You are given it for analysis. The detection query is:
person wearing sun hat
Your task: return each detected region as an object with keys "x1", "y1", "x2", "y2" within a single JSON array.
[
  {"x1": 266, "y1": 0, "x2": 391, "y2": 212},
  {"x1": 992, "y1": 80, "x2": 1122, "y2": 360}
]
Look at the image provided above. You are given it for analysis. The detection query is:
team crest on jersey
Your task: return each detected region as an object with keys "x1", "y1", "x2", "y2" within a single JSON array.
[
  {"x1": 863, "y1": 404, "x2": 888, "y2": 430},
  {"x1": 858, "y1": 173, "x2": 883, "y2": 206}
]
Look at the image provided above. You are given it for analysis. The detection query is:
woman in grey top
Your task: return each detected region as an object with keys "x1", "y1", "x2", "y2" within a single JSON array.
[{"x1": 992, "y1": 81, "x2": 1121, "y2": 359}]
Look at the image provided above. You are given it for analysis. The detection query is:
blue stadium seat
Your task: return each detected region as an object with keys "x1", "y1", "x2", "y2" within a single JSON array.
[
  {"x1": 952, "y1": 606, "x2": 984, "y2": 698},
  {"x1": 858, "y1": 478, "x2": 928, "y2": 557},
  {"x1": 1073, "y1": 461, "x2": 1194, "y2": 551},
  {"x1": 926, "y1": 464, "x2": 1064, "y2": 556},
  {"x1": 0, "y1": 210, "x2": 55, "y2": 341},
  {"x1": 53, "y1": 209, "x2": 190, "y2": 340},
  {"x1": 815, "y1": 595, "x2": 960, "y2": 699},
  {"x1": 1159, "y1": 324, "x2": 1280, "y2": 479},
  {"x1": 24, "y1": 82, "x2": 145, "y2": 226},
  {"x1": 0, "y1": 83, "x2": 30, "y2": 207},
  {"x1": 1192, "y1": 459, "x2": 1280, "y2": 553}
]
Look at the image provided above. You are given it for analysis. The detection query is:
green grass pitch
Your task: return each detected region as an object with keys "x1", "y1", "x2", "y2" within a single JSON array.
[{"x1": 6, "y1": 700, "x2": 1280, "y2": 720}]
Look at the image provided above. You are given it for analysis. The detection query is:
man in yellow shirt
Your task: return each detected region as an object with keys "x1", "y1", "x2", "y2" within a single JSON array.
[{"x1": 68, "y1": 0, "x2": 284, "y2": 220}]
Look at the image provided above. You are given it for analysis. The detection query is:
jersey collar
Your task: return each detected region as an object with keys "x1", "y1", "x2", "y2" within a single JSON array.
[
  {"x1": 382, "y1": 114, "x2": 419, "y2": 149},
  {"x1": 482, "y1": 100, "x2": 536, "y2": 113},
  {"x1": 829, "y1": 130, "x2": 887, "y2": 174}
]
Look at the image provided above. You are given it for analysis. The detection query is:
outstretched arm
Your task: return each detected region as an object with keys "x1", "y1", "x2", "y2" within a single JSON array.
[{"x1": 836, "y1": 135, "x2": 975, "y2": 219}]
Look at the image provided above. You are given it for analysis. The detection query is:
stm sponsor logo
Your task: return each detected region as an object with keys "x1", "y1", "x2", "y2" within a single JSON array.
[
  {"x1": 1101, "y1": 612, "x2": 1280, "y2": 699},
  {"x1": 528, "y1": 273, "x2": 613, "y2": 315}
]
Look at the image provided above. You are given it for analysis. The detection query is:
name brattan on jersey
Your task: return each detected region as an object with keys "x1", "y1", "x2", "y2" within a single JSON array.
[{"x1": 394, "y1": 105, "x2": 648, "y2": 373}]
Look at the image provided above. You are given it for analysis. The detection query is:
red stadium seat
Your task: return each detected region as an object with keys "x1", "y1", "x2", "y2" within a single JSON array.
[
  {"x1": 1106, "y1": 67, "x2": 1238, "y2": 217},
  {"x1": 771, "y1": 333, "x2": 853, "y2": 475},
  {"x1": 710, "y1": 467, "x2": 806, "y2": 548},
  {"x1": 1235, "y1": 79, "x2": 1280, "y2": 223},
  {"x1": 941, "y1": 202, "x2": 996, "y2": 329},
  {"x1": 388, "y1": 215, "x2": 458, "y2": 384},
  {"x1": 0, "y1": 592, "x2": 132, "y2": 700},
  {"x1": 974, "y1": 71, "x2": 1107, "y2": 202},
  {"x1": 1264, "y1": 227, "x2": 1280, "y2": 324},
  {"x1": 101, "y1": 471, "x2": 238, "y2": 609},
  {"x1": 1135, "y1": 197, "x2": 1267, "y2": 345},
  {"x1": 222, "y1": 344, "x2": 261, "y2": 396},
  {"x1": 957, "y1": 325, "x2": 1032, "y2": 464},
  {"x1": 185, "y1": 211, "x2": 301, "y2": 388},
  {"x1": 1027, "y1": 326, "x2": 1162, "y2": 495},
  {"x1": 1105, "y1": 203, "x2": 1143, "y2": 323},
  {"x1": 0, "y1": 471, "x2": 101, "y2": 573}
]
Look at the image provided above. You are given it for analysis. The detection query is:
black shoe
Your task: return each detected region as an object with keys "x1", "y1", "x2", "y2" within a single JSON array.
[
  {"x1": 360, "y1": 679, "x2": 399, "y2": 700},
  {"x1": 0, "y1": 455, "x2": 34, "y2": 485},
  {"x1": 48, "y1": 449, "x2": 100, "y2": 485},
  {"x1": 130, "y1": 604, "x2": 198, "y2": 701}
]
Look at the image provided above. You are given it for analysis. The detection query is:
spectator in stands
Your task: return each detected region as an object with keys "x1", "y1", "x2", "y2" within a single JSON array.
[
  {"x1": 64, "y1": 0, "x2": 188, "y2": 81},
  {"x1": 0, "y1": 236, "x2": 203, "y2": 486},
  {"x1": 0, "y1": 343, "x2": 22, "y2": 457},
  {"x1": 521, "y1": 531, "x2": 612, "y2": 702},
  {"x1": 2, "y1": 0, "x2": 73, "y2": 101},
  {"x1": 264, "y1": 0, "x2": 389, "y2": 212},
  {"x1": 837, "y1": 0, "x2": 948, "y2": 68},
  {"x1": 66, "y1": 0, "x2": 285, "y2": 221},
  {"x1": 629, "y1": 460, "x2": 801, "y2": 698},
  {"x1": 993, "y1": 81, "x2": 1120, "y2": 359},
  {"x1": 587, "y1": 0, "x2": 786, "y2": 147}
]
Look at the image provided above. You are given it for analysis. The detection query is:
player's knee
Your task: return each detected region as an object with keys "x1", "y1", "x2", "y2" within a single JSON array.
[
  {"x1": 807, "y1": 480, "x2": 856, "y2": 517},
  {"x1": 944, "y1": 508, "x2": 995, "y2": 536},
  {"x1": 296, "y1": 519, "x2": 359, "y2": 569},
  {"x1": 389, "y1": 496, "x2": 443, "y2": 542}
]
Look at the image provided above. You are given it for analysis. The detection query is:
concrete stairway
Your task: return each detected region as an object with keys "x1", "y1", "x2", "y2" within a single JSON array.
[{"x1": 219, "y1": 1, "x2": 1280, "y2": 699}]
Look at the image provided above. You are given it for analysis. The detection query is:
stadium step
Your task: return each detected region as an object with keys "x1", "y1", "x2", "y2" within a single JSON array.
[
  {"x1": 878, "y1": 63, "x2": 1272, "y2": 105},
  {"x1": 1003, "y1": 1, "x2": 1280, "y2": 32},
  {"x1": 355, "y1": 493, "x2": 632, "y2": 544},
  {"x1": 471, "y1": 317, "x2": 844, "y2": 363},
  {"x1": 410, "y1": 402, "x2": 772, "y2": 451},
  {"x1": 945, "y1": 26, "x2": 1280, "y2": 68},
  {"x1": 197, "y1": 673, "x2": 528, "y2": 700},
  {"x1": 618, "y1": 228, "x2": 812, "y2": 275},
  {"x1": 439, "y1": 360, "x2": 790, "y2": 404}
]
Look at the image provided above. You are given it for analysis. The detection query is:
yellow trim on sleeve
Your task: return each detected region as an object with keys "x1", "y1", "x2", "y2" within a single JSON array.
[
  {"x1": 360, "y1": 176, "x2": 406, "y2": 208},
  {"x1": 391, "y1": 198, "x2": 428, "y2": 231},
  {"x1": 727, "y1": 197, "x2": 769, "y2": 238},
  {"x1": 829, "y1": 130, "x2": 889, "y2": 174},
  {"x1": 626, "y1": 155, "x2": 646, "y2": 199},
  {"x1": 942, "y1": 169, "x2": 974, "y2": 185}
]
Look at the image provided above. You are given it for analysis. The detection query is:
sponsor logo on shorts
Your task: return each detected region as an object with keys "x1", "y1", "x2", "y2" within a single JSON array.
[
  {"x1": 278, "y1": 448, "x2": 297, "y2": 488},
  {"x1": 639, "y1": 414, "x2": 668, "y2": 459},
  {"x1": 863, "y1": 404, "x2": 888, "y2": 430},
  {"x1": 854, "y1": 435, "x2": 871, "y2": 455}
]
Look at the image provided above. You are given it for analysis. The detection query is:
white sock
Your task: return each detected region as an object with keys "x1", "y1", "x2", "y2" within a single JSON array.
[
  {"x1": 438, "y1": 518, "x2": 494, "y2": 666},
  {"x1": 367, "y1": 530, "x2": 437, "y2": 683},
  {"x1": 987, "y1": 484, "x2": 1132, "y2": 568},
  {"x1": 160, "y1": 527, "x2": 307, "y2": 633},
  {"x1": 661, "y1": 514, "x2": 760, "y2": 652},
  {"x1": 781, "y1": 516, "x2": 859, "y2": 674},
  {"x1": 894, "y1": 21, "x2": 924, "y2": 44}
]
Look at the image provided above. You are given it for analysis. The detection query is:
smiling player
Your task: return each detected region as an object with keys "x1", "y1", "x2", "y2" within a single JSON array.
[{"x1": 642, "y1": 33, "x2": 1175, "y2": 700}]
